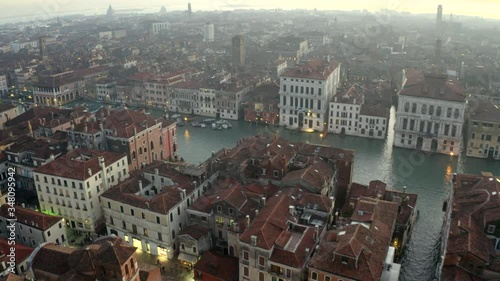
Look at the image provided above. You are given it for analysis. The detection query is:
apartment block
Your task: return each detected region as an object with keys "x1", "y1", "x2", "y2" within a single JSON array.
[
  {"x1": 101, "y1": 161, "x2": 216, "y2": 259},
  {"x1": 279, "y1": 59, "x2": 341, "y2": 132},
  {"x1": 33, "y1": 148, "x2": 128, "y2": 233},
  {"x1": 0, "y1": 205, "x2": 66, "y2": 247}
]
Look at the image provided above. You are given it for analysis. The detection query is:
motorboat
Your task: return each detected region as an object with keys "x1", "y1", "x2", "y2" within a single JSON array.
[
  {"x1": 200, "y1": 123, "x2": 206, "y2": 128},
  {"x1": 212, "y1": 123, "x2": 217, "y2": 129},
  {"x1": 222, "y1": 123, "x2": 228, "y2": 129}
]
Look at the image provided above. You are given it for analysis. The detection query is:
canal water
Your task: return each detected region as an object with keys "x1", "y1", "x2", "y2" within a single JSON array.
[
  {"x1": 175, "y1": 107, "x2": 500, "y2": 281},
  {"x1": 69, "y1": 100, "x2": 500, "y2": 280}
]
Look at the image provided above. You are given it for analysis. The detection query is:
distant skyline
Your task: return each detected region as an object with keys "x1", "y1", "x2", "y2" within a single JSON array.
[{"x1": 2, "y1": 0, "x2": 500, "y2": 24}]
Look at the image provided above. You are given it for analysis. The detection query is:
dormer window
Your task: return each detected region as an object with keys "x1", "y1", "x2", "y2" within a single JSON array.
[
  {"x1": 273, "y1": 170, "x2": 279, "y2": 178},
  {"x1": 341, "y1": 256, "x2": 349, "y2": 264},
  {"x1": 262, "y1": 168, "x2": 266, "y2": 176},
  {"x1": 488, "y1": 225, "x2": 496, "y2": 234}
]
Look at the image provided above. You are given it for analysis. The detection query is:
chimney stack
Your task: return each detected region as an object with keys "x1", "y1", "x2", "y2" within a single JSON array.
[
  {"x1": 289, "y1": 205, "x2": 295, "y2": 216},
  {"x1": 246, "y1": 214, "x2": 250, "y2": 227},
  {"x1": 261, "y1": 197, "x2": 266, "y2": 206},
  {"x1": 314, "y1": 225, "x2": 319, "y2": 242},
  {"x1": 139, "y1": 180, "x2": 143, "y2": 194},
  {"x1": 88, "y1": 168, "x2": 92, "y2": 176}
]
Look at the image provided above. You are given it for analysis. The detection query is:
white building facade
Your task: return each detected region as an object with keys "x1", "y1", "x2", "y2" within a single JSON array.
[
  {"x1": 203, "y1": 24, "x2": 215, "y2": 42},
  {"x1": 33, "y1": 149, "x2": 128, "y2": 233},
  {"x1": 0, "y1": 205, "x2": 67, "y2": 247},
  {"x1": 394, "y1": 75, "x2": 466, "y2": 155},
  {"x1": 279, "y1": 60, "x2": 341, "y2": 132}
]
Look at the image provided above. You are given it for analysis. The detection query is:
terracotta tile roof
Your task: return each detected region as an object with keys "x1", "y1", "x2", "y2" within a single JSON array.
[
  {"x1": 444, "y1": 173, "x2": 500, "y2": 272},
  {"x1": 4, "y1": 106, "x2": 85, "y2": 129},
  {"x1": 0, "y1": 204, "x2": 63, "y2": 231},
  {"x1": 179, "y1": 224, "x2": 210, "y2": 240},
  {"x1": 269, "y1": 227, "x2": 316, "y2": 268},
  {"x1": 32, "y1": 236, "x2": 136, "y2": 279},
  {"x1": 470, "y1": 100, "x2": 500, "y2": 123},
  {"x1": 334, "y1": 84, "x2": 364, "y2": 105},
  {"x1": 281, "y1": 59, "x2": 340, "y2": 80},
  {"x1": 6, "y1": 136, "x2": 66, "y2": 159},
  {"x1": 401, "y1": 74, "x2": 465, "y2": 103},
  {"x1": 33, "y1": 148, "x2": 126, "y2": 180},
  {"x1": 102, "y1": 162, "x2": 193, "y2": 214},
  {"x1": 298, "y1": 143, "x2": 355, "y2": 162},
  {"x1": 239, "y1": 191, "x2": 292, "y2": 250},
  {"x1": 194, "y1": 251, "x2": 239, "y2": 281},
  {"x1": 309, "y1": 200, "x2": 399, "y2": 281},
  {"x1": 360, "y1": 103, "x2": 390, "y2": 118},
  {"x1": 281, "y1": 160, "x2": 335, "y2": 193},
  {"x1": 32, "y1": 243, "x2": 75, "y2": 275},
  {"x1": 0, "y1": 238, "x2": 34, "y2": 264},
  {"x1": 96, "y1": 108, "x2": 163, "y2": 138}
]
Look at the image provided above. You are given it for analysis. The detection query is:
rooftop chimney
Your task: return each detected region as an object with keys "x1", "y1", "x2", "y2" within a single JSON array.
[
  {"x1": 246, "y1": 214, "x2": 250, "y2": 227},
  {"x1": 261, "y1": 197, "x2": 266, "y2": 206},
  {"x1": 314, "y1": 225, "x2": 319, "y2": 242},
  {"x1": 250, "y1": 235, "x2": 257, "y2": 246},
  {"x1": 139, "y1": 180, "x2": 143, "y2": 194},
  {"x1": 289, "y1": 205, "x2": 295, "y2": 216},
  {"x1": 88, "y1": 168, "x2": 92, "y2": 176}
]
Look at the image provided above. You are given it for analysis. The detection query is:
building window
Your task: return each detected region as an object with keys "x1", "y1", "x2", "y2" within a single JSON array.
[
  {"x1": 259, "y1": 272, "x2": 265, "y2": 281},
  {"x1": 243, "y1": 266, "x2": 249, "y2": 277},
  {"x1": 273, "y1": 170, "x2": 279, "y2": 178},
  {"x1": 488, "y1": 225, "x2": 496, "y2": 234},
  {"x1": 421, "y1": 104, "x2": 427, "y2": 114},
  {"x1": 404, "y1": 102, "x2": 409, "y2": 112},
  {"x1": 311, "y1": 272, "x2": 318, "y2": 280},
  {"x1": 258, "y1": 256, "x2": 265, "y2": 267},
  {"x1": 243, "y1": 250, "x2": 249, "y2": 261}
]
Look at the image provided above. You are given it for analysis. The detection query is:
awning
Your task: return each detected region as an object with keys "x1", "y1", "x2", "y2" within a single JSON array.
[{"x1": 178, "y1": 252, "x2": 199, "y2": 264}]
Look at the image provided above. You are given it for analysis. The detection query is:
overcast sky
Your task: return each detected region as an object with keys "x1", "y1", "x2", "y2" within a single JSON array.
[{"x1": 2, "y1": 0, "x2": 500, "y2": 23}]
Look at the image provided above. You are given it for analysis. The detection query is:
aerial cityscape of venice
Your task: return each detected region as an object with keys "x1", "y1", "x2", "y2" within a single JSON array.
[{"x1": 0, "y1": 1, "x2": 499, "y2": 280}]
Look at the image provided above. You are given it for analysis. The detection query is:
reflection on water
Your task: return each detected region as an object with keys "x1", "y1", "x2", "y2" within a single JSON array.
[
  {"x1": 176, "y1": 120, "x2": 500, "y2": 281},
  {"x1": 184, "y1": 129, "x2": 191, "y2": 145}
]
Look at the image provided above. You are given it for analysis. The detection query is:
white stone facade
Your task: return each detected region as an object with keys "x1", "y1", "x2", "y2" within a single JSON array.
[
  {"x1": 34, "y1": 154, "x2": 128, "y2": 233},
  {"x1": 394, "y1": 95, "x2": 465, "y2": 155}
]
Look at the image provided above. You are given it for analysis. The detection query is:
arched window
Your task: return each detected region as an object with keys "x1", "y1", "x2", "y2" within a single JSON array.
[
  {"x1": 421, "y1": 104, "x2": 427, "y2": 114},
  {"x1": 139, "y1": 147, "x2": 142, "y2": 155},
  {"x1": 361, "y1": 128, "x2": 366, "y2": 134},
  {"x1": 151, "y1": 141, "x2": 154, "y2": 150},
  {"x1": 411, "y1": 103, "x2": 417, "y2": 113},
  {"x1": 436, "y1": 106, "x2": 442, "y2": 116},
  {"x1": 454, "y1": 108, "x2": 459, "y2": 119},
  {"x1": 446, "y1": 107, "x2": 452, "y2": 118},
  {"x1": 404, "y1": 102, "x2": 410, "y2": 112},
  {"x1": 132, "y1": 151, "x2": 136, "y2": 159},
  {"x1": 259, "y1": 272, "x2": 264, "y2": 281}
]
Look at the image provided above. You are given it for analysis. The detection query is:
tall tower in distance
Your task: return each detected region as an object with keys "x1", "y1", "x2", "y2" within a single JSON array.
[
  {"x1": 107, "y1": 5, "x2": 114, "y2": 17},
  {"x1": 436, "y1": 5, "x2": 443, "y2": 31},
  {"x1": 39, "y1": 37, "x2": 48, "y2": 61},
  {"x1": 232, "y1": 35, "x2": 245, "y2": 68},
  {"x1": 188, "y1": 3, "x2": 192, "y2": 19}
]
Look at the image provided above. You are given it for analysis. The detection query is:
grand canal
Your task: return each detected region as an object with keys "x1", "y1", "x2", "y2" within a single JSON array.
[{"x1": 175, "y1": 107, "x2": 500, "y2": 281}]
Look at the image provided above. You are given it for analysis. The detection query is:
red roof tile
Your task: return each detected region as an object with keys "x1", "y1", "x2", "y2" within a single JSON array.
[
  {"x1": 0, "y1": 205, "x2": 63, "y2": 231},
  {"x1": 194, "y1": 251, "x2": 239, "y2": 281},
  {"x1": 33, "y1": 148, "x2": 126, "y2": 180}
]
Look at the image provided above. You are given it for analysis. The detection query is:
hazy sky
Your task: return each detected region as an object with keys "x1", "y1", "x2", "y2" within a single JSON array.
[{"x1": 2, "y1": 0, "x2": 500, "y2": 23}]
